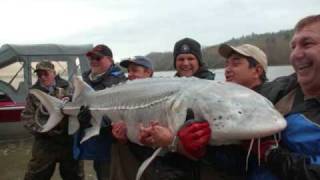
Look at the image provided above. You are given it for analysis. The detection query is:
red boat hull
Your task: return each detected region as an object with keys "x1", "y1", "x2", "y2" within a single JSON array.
[
  {"x1": 0, "y1": 101, "x2": 30, "y2": 139},
  {"x1": 0, "y1": 101, "x2": 24, "y2": 123}
]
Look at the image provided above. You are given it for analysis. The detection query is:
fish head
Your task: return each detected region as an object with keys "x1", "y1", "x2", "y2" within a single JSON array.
[{"x1": 188, "y1": 82, "x2": 287, "y2": 145}]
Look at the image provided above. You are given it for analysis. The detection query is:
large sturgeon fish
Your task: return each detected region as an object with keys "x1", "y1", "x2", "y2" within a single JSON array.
[{"x1": 30, "y1": 77, "x2": 286, "y2": 179}]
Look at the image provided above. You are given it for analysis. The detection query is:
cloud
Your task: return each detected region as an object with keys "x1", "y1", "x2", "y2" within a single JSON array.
[{"x1": 0, "y1": 0, "x2": 319, "y2": 61}]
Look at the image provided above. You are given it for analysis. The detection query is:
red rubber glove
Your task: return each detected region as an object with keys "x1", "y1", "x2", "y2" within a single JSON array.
[
  {"x1": 241, "y1": 139, "x2": 277, "y2": 162},
  {"x1": 177, "y1": 121, "x2": 211, "y2": 159}
]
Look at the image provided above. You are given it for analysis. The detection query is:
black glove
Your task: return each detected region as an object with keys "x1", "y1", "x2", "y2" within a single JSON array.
[{"x1": 78, "y1": 105, "x2": 92, "y2": 129}]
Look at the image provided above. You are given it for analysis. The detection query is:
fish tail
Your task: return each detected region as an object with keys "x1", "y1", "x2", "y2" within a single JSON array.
[{"x1": 29, "y1": 89, "x2": 64, "y2": 132}]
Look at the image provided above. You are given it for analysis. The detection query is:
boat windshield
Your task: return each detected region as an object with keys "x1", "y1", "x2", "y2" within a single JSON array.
[{"x1": 0, "y1": 61, "x2": 24, "y2": 90}]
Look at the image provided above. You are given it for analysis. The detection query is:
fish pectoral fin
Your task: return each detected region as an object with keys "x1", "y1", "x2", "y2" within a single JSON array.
[
  {"x1": 186, "y1": 108, "x2": 195, "y2": 120},
  {"x1": 91, "y1": 112, "x2": 104, "y2": 127},
  {"x1": 177, "y1": 108, "x2": 208, "y2": 131},
  {"x1": 80, "y1": 125, "x2": 100, "y2": 143}
]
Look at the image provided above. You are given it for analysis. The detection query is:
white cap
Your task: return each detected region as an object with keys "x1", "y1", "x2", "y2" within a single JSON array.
[{"x1": 219, "y1": 44, "x2": 268, "y2": 72}]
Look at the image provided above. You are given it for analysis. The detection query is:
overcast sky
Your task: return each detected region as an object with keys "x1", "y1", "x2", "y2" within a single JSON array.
[{"x1": 0, "y1": 0, "x2": 319, "y2": 62}]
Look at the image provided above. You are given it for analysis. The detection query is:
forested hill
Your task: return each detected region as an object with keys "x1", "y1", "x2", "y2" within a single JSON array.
[{"x1": 146, "y1": 29, "x2": 294, "y2": 71}]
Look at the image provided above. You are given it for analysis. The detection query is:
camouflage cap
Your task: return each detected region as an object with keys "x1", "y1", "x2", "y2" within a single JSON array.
[{"x1": 34, "y1": 61, "x2": 55, "y2": 72}]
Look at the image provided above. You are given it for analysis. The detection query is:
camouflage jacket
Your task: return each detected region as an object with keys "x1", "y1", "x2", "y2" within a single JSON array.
[{"x1": 21, "y1": 75, "x2": 71, "y2": 139}]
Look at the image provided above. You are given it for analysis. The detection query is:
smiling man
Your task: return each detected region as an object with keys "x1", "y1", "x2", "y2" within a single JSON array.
[
  {"x1": 261, "y1": 14, "x2": 320, "y2": 180},
  {"x1": 289, "y1": 18, "x2": 320, "y2": 95},
  {"x1": 209, "y1": 14, "x2": 320, "y2": 180},
  {"x1": 173, "y1": 37, "x2": 215, "y2": 79},
  {"x1": 120, "y1": 55, "x2": 153, "y2": 80},
  {"x1": 133, "y1": 38, "x2": 215, "y2": 180}
]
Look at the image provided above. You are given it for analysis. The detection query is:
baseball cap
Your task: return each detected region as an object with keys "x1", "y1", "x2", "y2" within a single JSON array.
[
  {"x1": 219, "y1": 44, "x2": 268, "y2": 72},
  {"x1": 34, "y1": 61, "x2": 55, "y2": 72},
  {"x1": 86, "y1": 44, "x2": 113, "y2": 58},
  {"x1": 120, "y1": 56, "x2": 153, "y2": 70}
]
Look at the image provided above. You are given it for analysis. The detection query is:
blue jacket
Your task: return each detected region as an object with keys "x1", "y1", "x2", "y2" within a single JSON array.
[
  {"x1": 73, "y1": 65, "x2": 126, "y2": 161},
  {"x1": 245, "y1": 74, "x2": 320, "y2": 180},
  {"x1": 265, "y1": 84, "x2": 320, "y2": 180},
  {"x1": 246, "y1": 74, "x2": 320, "y2": 180}
]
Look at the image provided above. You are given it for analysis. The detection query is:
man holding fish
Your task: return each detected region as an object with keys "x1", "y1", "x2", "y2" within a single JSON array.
[
  {"x1": 22, "y1": 61, "x2": 84, "y2": 180},
  {"x1": 75, "y1": 44, "x2": 126, "y2": 180},
  {"x1": 141, "y1": 14, "x2": 320, "y2": 180}
]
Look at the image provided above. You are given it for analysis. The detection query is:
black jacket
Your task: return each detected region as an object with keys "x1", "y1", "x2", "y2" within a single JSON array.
[
  {"x1": 82, "y1": 65, "x2": 126, "y2": 91},
  {"x1": 175, "y1": 66, "x2": 215, "y2": 80}
]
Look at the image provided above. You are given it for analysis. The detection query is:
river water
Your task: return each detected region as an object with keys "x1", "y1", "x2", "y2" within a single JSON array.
[
  {"x1": 0, "y1": 65, "x2": 294, "y2": 180},
  {"x1": 154, "y1": 65, "x2": 294, "y2": 81}
]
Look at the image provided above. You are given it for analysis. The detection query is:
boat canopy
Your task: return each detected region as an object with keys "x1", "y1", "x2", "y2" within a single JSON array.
[{"x1": 0, "y1": 44, "x2": 93, "y2": 103}]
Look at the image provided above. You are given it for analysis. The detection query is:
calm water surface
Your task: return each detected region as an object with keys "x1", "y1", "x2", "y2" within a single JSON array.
[{"x1": 154, "y1": 65, "x2": 294, "y2": 81}]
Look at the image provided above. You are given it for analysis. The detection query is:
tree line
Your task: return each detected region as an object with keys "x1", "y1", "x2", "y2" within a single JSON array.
[{"x1": 142, "y1": 29, "x2": 293, "y2": 71}]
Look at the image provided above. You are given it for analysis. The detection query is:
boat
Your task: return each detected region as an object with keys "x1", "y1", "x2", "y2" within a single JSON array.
[{"x1": 0, "y1": 44, "x2": 92, "y2": 139}]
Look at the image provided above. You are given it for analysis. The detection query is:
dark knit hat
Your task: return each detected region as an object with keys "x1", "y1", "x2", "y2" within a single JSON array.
[
  {"x1": 173, "y1": 38, "x2": 202, "y2": 68},
  {"x1": 86, "y1": 44, "x2": 113, "y2": 58}
]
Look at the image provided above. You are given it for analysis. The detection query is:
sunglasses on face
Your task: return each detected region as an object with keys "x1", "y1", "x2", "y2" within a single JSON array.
[
  {"x1": 89, "y1": 55, "x2": 103, "y2": 62},
  {"x1": 36, "y1": 71, "x2": 49, "y2": 77}
]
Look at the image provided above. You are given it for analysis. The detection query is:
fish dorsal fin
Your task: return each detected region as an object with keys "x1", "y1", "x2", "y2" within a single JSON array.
[{"x1": 72, "y1": 76, "x2": 94, "y2": 103}]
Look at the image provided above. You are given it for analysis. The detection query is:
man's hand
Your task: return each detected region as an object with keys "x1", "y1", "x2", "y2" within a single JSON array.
[
  {"x1": 177, "y1": 121, "x2": 211, "y2": 159},
  {"x1": 149, "y1": 125, "x2": 174, "y2": 147},
  {"x1": 139, "y1": 124, "x2": 154, "y2": 147},
  {"x1": 60, "y1": 96, "x2": 70, "y2": 102},
  {"x1": 77, "y1": 106, "x2": 92, "y2": 129},
  {"x1": 112, "y1": 121, "x2": 128, "y2": 143},
  {"x1": 138, "y1": 121, "x2": 174, "y2": 148}
]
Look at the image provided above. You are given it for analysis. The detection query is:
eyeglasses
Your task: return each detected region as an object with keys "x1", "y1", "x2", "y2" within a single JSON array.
[{"x1": 36, "y1": 71, "x2": 49, "y2": 77}]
